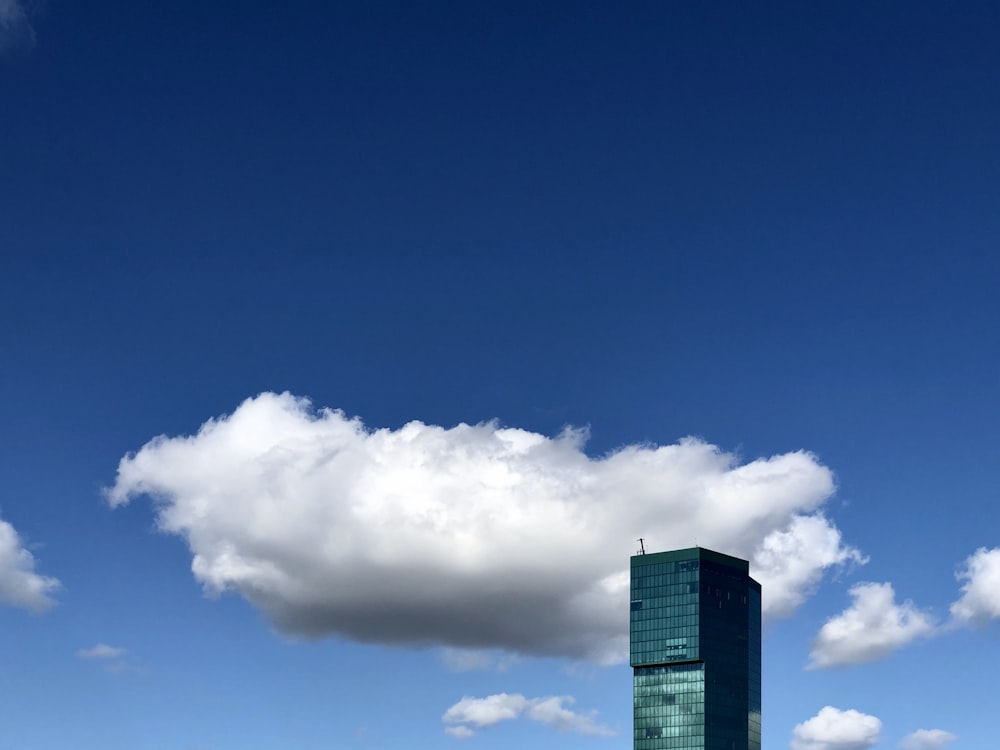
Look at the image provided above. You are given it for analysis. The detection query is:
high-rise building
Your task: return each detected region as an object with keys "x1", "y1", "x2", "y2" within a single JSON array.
[{"x1": 630, "y1": 547, "x2": 761, "y2": 750}]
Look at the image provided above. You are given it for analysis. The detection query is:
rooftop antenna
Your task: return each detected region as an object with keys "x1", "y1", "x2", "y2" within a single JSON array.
[{"x1": 637, "y1": 537, "x2": 646, "y2": 555}]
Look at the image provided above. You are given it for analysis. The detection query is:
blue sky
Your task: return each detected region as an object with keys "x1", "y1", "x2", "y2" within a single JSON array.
[{"x1": 1, "y1": 2, "x2": 999, "y2": 749}]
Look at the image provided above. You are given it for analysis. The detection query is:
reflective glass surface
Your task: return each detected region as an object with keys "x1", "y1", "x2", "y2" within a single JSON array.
[{"x1": 631, "y1": 549, "x2": 761, "y2": 750}]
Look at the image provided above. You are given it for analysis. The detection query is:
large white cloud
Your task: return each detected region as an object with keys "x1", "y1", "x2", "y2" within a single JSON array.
[
  {"x1": 809, "y1": 582, "x2": 935, "y2": 668},
  {"x1": 791, "y1": 707, "x2": 881, "y2": 750},
  {"x1": 107, "y1": 392, "x2": 861, "y2": 662},
  {"x1": 950, "y1": 547, "x2": 1000, "y2": 624},
  {"x1": 0, "y1": 514, "x2": 59, "y2": 613},
  {"x1": 899, "y1": 729, "x2": 957, "y2": 750},
  {"x1": 442, "y1": 693, "x2": 614, "y2": 738}
]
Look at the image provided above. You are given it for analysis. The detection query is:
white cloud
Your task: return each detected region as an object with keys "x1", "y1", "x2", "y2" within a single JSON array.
[
  {"x1": 524, "y1": 695, "x2": 615, "y2": 736},
  {"x1": 791, "y1": 706, "x2": 881, "y2": 750},
  {"x1": 443, "y1": 693, "x2": 527, "y2": 729},
  {"x1": 809, "y1": 582, "x2": 936, "y2": 668},
  {"x1": 899, "y1": 729, "x2": 957, "y2": 750},
  {"x1": 950, "y1": 546, "x2": 1000, "y2": 624},
  {"x1": 107, "y1": 392, "x2": 861, "y2": 662},
  {"x1": 76, "y1": 644, "x2": 128, "y2": 660},
  {"x1": 753, "y1": 514, "x2": 867, "y2": 619},
  {"x1": 442, "y1": 693, "x2": 614, "y2": 738},
  {"x1": 0, "y1": 515, "x2": 59, "y2": 613},
  {"x1": 0, "y1": 0, "x2": 35, "y2": 51}
]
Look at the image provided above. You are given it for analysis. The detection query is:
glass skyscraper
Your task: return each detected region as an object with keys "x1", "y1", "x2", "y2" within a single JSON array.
[{"x1": 630, "y1": 547, "x2": 761, "y2": 750}]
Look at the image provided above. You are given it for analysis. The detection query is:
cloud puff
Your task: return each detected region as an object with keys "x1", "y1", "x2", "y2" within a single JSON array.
[
  {"x1": 442, "y1": 693, "x2": 614, "y2": 738},
  {"x1": 791, "y1": 707, "x2": 881, "y2": 750},
  {"x1": 76, "y1": 644, "x2": 128, "y2": 660},
  {"x1": 0, "y1": 515, "x2": 59, "y2": 613},
  {"x1": 899, "y1": 729, "x2": 957, "y2": 750},
  {"x1": 809, "y1": 582, "x2": 936, "y2": 668},
  {"x1": 950, "y1": 547, "x2": 1000, "y2": 624},
  {"x1": 0, "y1": 0, "x2": 35, "y2": 51},
  {"x1": 107, "y1": 392, "x2": 860, "y2": 662},
  {"x1": 753, "y1": 514, "x2": 866, "y2": 619}
]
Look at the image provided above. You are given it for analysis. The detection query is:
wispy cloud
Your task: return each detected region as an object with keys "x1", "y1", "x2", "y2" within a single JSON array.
[
  {"x1": 791, "y1": 706, "x2": 881, "y2": 750},
  {"x1": 899, "y1": 729, "x2": 957, "y2": 750},
  {"x1": 442, "y1": 693, "x2": 615, "y2": 738},
  {"x1": 808, "y1": 582, "x2": 935, "y2": 668},
  {"x1": 76, "y1": 643, "x2": 135, "y2": 674},
  {"x1": 107, "y1": 392, "x2": 861, "y2": 663},
  {"x1": 76, "y1": 644, "x2": 128, "y2": 660},
  {"x1": 0, "y1": 0, "x2": 37, "y2": 52},
  {"x1": 439, "y1": 648, "x2": 518, "y2": 673},
  {"x1": 0, "y1": 514, "x2": 59, "y2": 613}
]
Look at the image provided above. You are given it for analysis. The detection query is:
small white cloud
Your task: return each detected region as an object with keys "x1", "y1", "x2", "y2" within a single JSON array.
[
  {"x1": 442, "y1": 693, "x2": 614, "y2": 738},
  {"x1": 443, "y1": 693, "x2": 527, "y2": 731},
  {"x1": 524, "y1": 695, "x2": 616, "y2": 737},
  {"x1": 791, "y1": 706, "x2": 881, "y2": 750},
  {"x1": 809, "y1": 582, "x2": 935, "y2": 668},
  {"x1": 76, "y1": 644, "x2": 128, "y2": 660},
  {"x1": 107, "y1": 392, "x2": 859, "y2": 662},
  {"x1": 0, "y1": 515, "x2": 59, "y2": 613},
  {"x1": 899, "y1": 729, "x2": 957, "y2": 750},
  {"x1": 950, "y1": 547, "x2": 1000, "y2": 624}
]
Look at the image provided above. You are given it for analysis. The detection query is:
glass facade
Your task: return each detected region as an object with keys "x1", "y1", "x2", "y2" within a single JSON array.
[{"x1": 631, "y1": 548, "x2": 761, "y2": 750}]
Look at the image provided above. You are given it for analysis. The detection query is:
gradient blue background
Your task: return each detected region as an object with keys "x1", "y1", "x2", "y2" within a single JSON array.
[{"x1": 2, "y1": 2, "x2": 998, "y2": 748}]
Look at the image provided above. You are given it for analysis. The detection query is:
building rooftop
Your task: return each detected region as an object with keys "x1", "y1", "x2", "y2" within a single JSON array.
[{"x1": 630, "y1": 545, "x2": 750, "y2": 573}]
